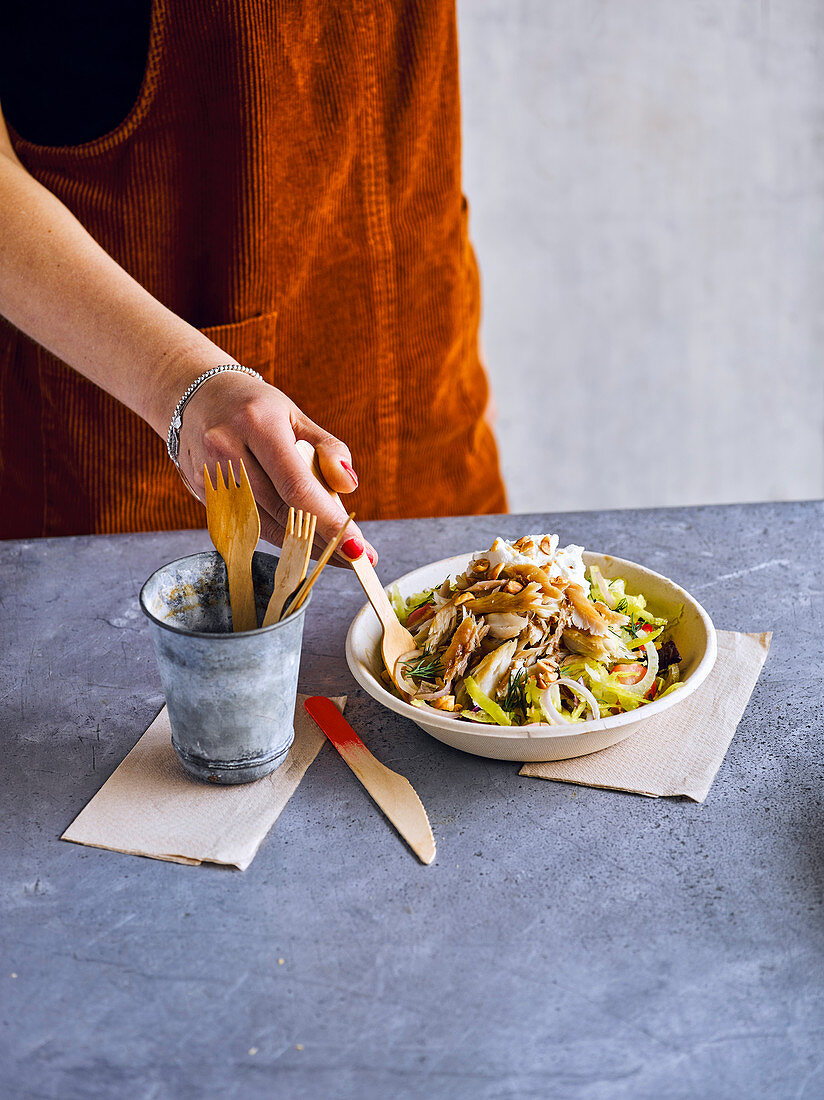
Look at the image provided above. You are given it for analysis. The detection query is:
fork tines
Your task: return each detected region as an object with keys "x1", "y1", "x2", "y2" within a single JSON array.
[
  {"x1": 287, "y1": 507, "x2": 318, "y2": 547},
  {"x1": 204, "y1": 459, "x2": 254, "y2": 496}
]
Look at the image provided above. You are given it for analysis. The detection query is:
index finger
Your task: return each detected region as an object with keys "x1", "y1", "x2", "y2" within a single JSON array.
[
  {"x1": 249, "y1": 433, "x2": 376, "y2": 563},
  {"x1": 291, "y1": 441, "x2": 380, "y2": 565}
]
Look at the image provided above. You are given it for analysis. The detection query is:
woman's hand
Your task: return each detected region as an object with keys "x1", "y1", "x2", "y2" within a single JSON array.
[
  {"x1": 0, "y1": 113, "x2": 373, "y2": 560},
  {"x1": 177, "y1": 370, "x2": 377, "y2": 565}
]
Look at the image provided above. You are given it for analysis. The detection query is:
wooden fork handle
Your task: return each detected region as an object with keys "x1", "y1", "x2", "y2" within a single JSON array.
[
  {"x1": 227, "y1": 560, "x2": 257, "y2": 632},
  {"x1": 295, "y1": 440, "x2": 341, "y2": 506},
  {"x1": 261, "y1": 587, "x2": 288, "y2": 629},
  {"x1": 349, "y1": 552, "x2": 401, "y2": 633},
  {"x1": 293, "y1": 439, "x2": 408, "y2": 639},
  {"x1": 295, "y1": 439, "x2": 378, "y2": 607}
]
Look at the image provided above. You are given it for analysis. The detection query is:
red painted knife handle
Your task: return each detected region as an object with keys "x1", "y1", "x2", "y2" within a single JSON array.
[{"x1": 304, "y1": 696, "x2": 366, "y2": 753}]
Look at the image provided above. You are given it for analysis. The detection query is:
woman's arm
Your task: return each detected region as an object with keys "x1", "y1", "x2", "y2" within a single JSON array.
[{"x1": 0, "y1": 106, "x2": 374, "y2": 560}]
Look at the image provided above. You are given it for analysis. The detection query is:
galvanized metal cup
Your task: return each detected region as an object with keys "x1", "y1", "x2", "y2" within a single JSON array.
[{"x1": 139, "y1": 550, "x2": 310, "y2": 785}]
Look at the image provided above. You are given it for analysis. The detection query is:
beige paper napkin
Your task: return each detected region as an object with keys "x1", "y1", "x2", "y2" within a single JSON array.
[
  {"x1": 62, "y1": 694, "x2": 345, "y2": 870},
  {"x1": 519, "y1": 631, "x2": 770, "y2": 801}
]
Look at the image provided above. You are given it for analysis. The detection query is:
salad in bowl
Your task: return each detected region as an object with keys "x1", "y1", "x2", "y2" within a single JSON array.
[
  {"x1": 385, "y1": 534, "x2": 683, "y2": 728},
  {"x1": 346, "y1": 533, "x2": 716, "y2": 761}
]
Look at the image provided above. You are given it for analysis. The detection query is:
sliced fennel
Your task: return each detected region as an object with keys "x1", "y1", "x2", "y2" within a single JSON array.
[
  {"x1": 388, "y1": 584, "x2": 408, "y2": 624},
  {"x1": 464, "y1": 676, "x2": 512, "y2": 726}
]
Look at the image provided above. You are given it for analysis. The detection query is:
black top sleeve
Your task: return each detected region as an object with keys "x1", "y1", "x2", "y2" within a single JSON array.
[{"x1": 0, "y1": 1, "x2": 151, "y2": 146}]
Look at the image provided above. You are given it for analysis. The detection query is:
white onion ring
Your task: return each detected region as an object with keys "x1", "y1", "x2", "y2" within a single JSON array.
[
  {"x1": 556, "y1": 676, "x2": 600, "y2": 721},
  {"x1": 393, "y1": 649, "x2": 453, "y2": 701},
  {"x1": 638, "y1": 638, "x2": 655, "y2": 695},
  {"x1": 394, "y1": 650, "x2": 422, "y2": 697},
  {"x1": 618, "y1": 641, "x2": 659, "y2": 696},
  {"x1": 538, "y1": 684, "x2": 571, "y2": 725}
]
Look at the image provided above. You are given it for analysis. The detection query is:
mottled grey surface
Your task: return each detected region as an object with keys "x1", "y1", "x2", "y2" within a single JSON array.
[{"x1": 1, "y1": 504, "x2": 823, "y2": 1099}]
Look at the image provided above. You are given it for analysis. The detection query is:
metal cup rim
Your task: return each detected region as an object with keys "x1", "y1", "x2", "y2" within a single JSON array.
[{"x1": 139, "y1": 549, "x2": 312, "y2": 639}]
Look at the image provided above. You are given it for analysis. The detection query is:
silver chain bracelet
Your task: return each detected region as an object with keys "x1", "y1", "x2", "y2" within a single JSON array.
[{"x1": 166, "y1": 364, "x2": 263, "y2": 495}]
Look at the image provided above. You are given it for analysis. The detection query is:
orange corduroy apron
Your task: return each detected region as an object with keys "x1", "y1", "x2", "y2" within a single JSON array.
[{"x1": 0, "y1": 0, "x2": 507, "y2": 538}]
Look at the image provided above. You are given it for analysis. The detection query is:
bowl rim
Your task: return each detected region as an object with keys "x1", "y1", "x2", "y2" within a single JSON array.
[{"x1": 345, "y1": 550, "x2": 718, "y2": 743}]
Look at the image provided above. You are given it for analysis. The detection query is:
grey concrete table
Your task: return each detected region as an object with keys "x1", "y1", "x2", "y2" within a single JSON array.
[{"x1": 1, "y1": 503, "x2": 823, "y2": 1100}]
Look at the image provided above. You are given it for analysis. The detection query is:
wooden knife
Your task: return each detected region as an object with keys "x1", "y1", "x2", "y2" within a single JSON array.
[{"x1": 304, "y1": 696, "x2": 436, "y2": 865}]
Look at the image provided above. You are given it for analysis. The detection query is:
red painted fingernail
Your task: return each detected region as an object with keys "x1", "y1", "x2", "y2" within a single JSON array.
[
  {"x1": 341, "y1": 460, "x2": 358, "y2": 488},
  {"x1": 366, "y1": 548, "x2": 377, "y2": 566},
  {"x1": 341, "y1": 536, "x2": 365, "y2": 560}
]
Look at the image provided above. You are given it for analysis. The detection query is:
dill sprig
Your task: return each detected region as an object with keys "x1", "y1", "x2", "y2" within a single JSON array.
[
  {"x1": 502, "y1": 667, "x2": 528, "y2": 717},
  {"x1": 624, "y1": 612, "x2": 640, "y2": 638},
  {"x1": 403, "y1": 647, "x2": 444, "y2": 683}
]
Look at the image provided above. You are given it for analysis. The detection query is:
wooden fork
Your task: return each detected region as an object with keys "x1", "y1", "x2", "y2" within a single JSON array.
[
  {"x1": 284, "y1": 511, "x2": 354, "y2": 617},
  {"x1": 262, "y1": 507, "x2": 317, "y2": 626},
  {"x1": 293, "y1": 441, "x2": 416, "y2": 692},
  {"x1": 203, "y1": 459, "x2": 260, "y2": 632}
]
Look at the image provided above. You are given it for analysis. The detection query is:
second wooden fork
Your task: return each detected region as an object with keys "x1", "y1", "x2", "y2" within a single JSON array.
[{"x1": 262, "y1": 508, "x2": 317, "y2": 626}]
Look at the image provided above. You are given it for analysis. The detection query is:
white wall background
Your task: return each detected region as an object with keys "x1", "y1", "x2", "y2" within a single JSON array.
[{"x1": 458, "y1": 0, "x2": 824, "y2": 513}]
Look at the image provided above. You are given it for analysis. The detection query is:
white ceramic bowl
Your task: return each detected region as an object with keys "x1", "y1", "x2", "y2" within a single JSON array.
[{"x1": 345, "y1": 551, "x2": 717, "y2": 761}]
